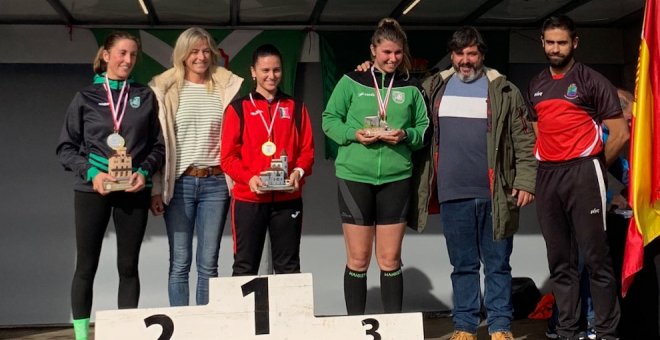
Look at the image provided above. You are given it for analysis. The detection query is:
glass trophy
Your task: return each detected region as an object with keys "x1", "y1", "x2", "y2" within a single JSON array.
[{"x1": 363, "y1": 115, "x2": 390, "y2": 136}]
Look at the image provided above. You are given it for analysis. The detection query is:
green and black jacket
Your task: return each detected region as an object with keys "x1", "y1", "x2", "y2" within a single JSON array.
[
  {"x1": 56, "y1": 74, "x2": 165, "y2": 192},
  {"x1": 322, "y1": 69, "x2": 430, "y2": 185}
]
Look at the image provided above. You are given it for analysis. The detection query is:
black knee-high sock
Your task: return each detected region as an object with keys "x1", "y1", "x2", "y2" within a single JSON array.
[
  {"x1": 380, "y1": 268, "x2": 403, "y2": 313},
  {"x1": 344, "y1": 266, "x2": 367, "y2": 315}
]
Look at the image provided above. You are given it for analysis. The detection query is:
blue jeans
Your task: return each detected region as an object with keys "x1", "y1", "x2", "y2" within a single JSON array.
[
  {"x1": 441, "y1": 198, "x2": 514, "y2": 334},
  {"x1": 164, "y1": 175, "x2": 230, "y2": 306}
]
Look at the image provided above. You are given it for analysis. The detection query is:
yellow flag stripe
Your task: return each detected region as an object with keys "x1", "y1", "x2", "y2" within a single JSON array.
[{"x1": 631, "y1": 39, "x2": 660, "y2": 246}]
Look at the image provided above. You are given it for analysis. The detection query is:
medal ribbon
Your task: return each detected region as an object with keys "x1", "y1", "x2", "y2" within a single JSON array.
[
  {"x1": 249, "y1": 93, "x2": 281, "y2": 140},
  {"x1": 103, "y1": 74, "x2": 130, "y2": 132},
  {"x1": 370, "y1": 66, "x2": 394, "y2": 121}
]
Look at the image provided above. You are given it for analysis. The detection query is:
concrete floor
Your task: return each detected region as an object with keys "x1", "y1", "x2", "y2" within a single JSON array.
[{"x1": 0, "y1": 316, "x2": 549, "y2": 340}]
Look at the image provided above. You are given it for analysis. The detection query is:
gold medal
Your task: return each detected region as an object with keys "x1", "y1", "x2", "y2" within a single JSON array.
[{"x1": 261, "y1": 141, "x2": 276, "y2": 156}]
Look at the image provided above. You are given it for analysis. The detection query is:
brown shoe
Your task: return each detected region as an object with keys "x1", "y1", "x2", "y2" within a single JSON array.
[
  {"x1": 450, "y1": 330, "x2": 477, "y2": 340},
  {"x1": 491, "y1": 331, "x2": 514, "y2": 340}
]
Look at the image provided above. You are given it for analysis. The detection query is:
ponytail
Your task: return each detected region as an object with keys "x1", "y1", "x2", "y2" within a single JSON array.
[{"x1": 92, "y1": 46, "x2": 107, "y2": 74}]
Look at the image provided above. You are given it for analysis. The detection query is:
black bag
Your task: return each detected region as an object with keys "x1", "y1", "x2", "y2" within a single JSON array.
[{"x1": 511, "y1": 277, "x2": 541, "y2": 320}]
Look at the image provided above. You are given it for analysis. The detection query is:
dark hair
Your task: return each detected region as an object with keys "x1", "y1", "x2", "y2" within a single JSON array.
[
  {"x1": 542, "y1": 15, "x2": 577, "y2": 40},
  {"x1": 617, "y1": 88, "x2": 633, "y2": 114},
  {"x1": 371, "y1": 17, "x2": 412, "y2": 73},
  {"x1": 448, "y1": 26, "x2": 487, "y2": 55},
  {"x1": 92, "y1": 31, "x2": 141, "y2": 74},
  {"x1": 251, "y1": 44, "x2": 283, "y2": 67}
]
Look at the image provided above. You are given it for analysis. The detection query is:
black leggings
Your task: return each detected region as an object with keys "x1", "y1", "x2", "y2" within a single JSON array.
[
  {"x1": 337, "y1": 178, "x2": 411, "y2": 226},
  {"x1": 231, "y1": 198, "x2": 303, "y2": 276},
  {"x1": 71, "y1": 190, "x2": 149, "y2": 319}
]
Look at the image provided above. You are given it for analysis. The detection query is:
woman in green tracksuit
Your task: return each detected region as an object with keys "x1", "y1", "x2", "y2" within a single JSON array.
[{"x1": 322, "y1": 18, "x2": 429, "y2": 315}]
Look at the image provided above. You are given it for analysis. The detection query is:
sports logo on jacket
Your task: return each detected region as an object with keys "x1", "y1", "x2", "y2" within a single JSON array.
[
  {"x1": 392, "y1": 90, "x2": 405, "y2": 104},
  {"x1": 279, "y1": 107, "x2": 291, "y2": 119},
  {"x1": 564, "y1": 83, "x2": 578, "y2": 100},
  {"x1": 130, "y1": 96, "x2": 141, "y2": 108}
]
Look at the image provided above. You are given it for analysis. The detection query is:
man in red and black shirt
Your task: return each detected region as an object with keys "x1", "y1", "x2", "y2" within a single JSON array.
[{"x1": 527, "y1": 15, "x2": 629, "y2": 340}]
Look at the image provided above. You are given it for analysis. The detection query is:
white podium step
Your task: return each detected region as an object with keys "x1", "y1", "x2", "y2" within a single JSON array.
[{"x1": 95, "y1": 273, "x2": 423, "y2": 339}]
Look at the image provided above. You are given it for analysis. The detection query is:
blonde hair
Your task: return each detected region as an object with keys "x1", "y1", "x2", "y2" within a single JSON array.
[
  {"x1": 172, "y1": 27, "x2": 220, "y2": 91},
  {"x1": 371, "y1": 18, "x2": 412, "y2": 75},
  {"x1": 92, "y1": 31, "x2": 140, "y2": 74}
]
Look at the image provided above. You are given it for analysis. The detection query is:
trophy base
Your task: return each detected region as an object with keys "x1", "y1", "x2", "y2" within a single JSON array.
[
  {"x1": 260, "y1": 184, "x2": 295, "y2": 192},
  {"x1": 103, "y1": 179, "x2": 132, "y2": 192},
  {"x1": 364, "y1": 127, "x2": 391, "y2": 137}
]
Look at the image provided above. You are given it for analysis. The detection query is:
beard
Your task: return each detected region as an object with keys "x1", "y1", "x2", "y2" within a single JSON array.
[
  {"x1": 453, "y1": 62, "x2": 484, "y2": 83},
  {"x1": 546, "y1": 48, "x2": 574, "y2": 68}
]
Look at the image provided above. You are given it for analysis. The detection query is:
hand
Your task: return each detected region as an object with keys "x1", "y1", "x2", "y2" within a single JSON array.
[
  {"x1": 249, "y1": 175, "x2": 266, "y2": 194},
  {"x1": 356, "y1": 129, "x2": 379, "y2": 145},
  {"x1": 125, "y1": 172, "x2": 146, "y2": 193},
  {"x1": 378, "y1": 129, "x2": 407, "y2": 145},
  {"x1": 355, "y1": 60, "x2": 373, "y2": 72},
  {"x1": 611, "y1": 194, "x2": 629, "y2": 210},
  {"x1": 512, "y1": 188, "x2": 534, "y2": 207},
  {"x1": 92, "y1": 172, "x2": 116, "y2": 196},
  {"x1": 150, "y1": 194, "x2": 165, "y2": 215},
  {"x1": 287, "y1": 169, "x2": 302, "y2": 192}
]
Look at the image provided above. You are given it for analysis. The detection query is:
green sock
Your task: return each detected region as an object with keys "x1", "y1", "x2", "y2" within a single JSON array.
[{"x1": 72, "y1": 318, "x2": 89, "y2": 340}]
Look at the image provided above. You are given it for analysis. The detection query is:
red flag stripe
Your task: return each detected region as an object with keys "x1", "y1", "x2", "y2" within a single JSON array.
[{"x1": 649, "y1": 0, "x2": 660, "y2": 203}]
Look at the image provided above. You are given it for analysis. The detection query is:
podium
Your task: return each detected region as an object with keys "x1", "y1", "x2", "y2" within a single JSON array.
[{"x1": 95, "y1": 273, "x2": 423, "y2": 339}]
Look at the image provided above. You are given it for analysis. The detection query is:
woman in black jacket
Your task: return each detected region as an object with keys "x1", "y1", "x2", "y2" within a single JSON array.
[{"x1": 56, "y1": 31, "x2": 165, "y2": 340}]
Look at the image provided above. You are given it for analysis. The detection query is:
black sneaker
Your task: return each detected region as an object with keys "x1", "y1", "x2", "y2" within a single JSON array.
[{"x1": 586, "y1": 327, "x2": 596, "y2": 340}]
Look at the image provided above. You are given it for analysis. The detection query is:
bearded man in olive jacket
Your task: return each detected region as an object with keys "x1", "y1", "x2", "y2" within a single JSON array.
[{"x1": 420, "y1": 26, "x2": 537, "y2": 340}]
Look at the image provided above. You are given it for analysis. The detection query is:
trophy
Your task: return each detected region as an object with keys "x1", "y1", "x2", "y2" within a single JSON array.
[
  {"x1": 259, "y1": 150, "x2": 294, "y2": 191},
  {"x1": 103, "y1": 146, "x2": 133, "y2": 191},
  {"x1": 363, "y1": 115, "x2": 390, "y2": 137}
]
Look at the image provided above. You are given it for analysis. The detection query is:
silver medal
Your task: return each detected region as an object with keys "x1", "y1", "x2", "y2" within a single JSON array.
[{"x1": 107, "y1": 132, "x2": 125, "y2": 150}]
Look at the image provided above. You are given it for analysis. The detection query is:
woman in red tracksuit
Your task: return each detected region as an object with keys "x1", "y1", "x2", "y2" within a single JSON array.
[{"x1": 220, "y1": 44, "x2": 314, "y2": 276}]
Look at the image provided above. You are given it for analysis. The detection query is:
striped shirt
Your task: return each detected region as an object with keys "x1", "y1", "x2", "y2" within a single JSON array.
[
  {"x1": 437, "y1": 73, "x2": 490, "y2": 202},
  {"x1": 174, "y1": 81, "x2": 223, "y2": 177}
]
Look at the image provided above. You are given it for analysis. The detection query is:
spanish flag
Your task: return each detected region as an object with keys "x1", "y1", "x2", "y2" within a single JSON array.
[{"x1": 622, "y1": 0, "x2": 660, "y2": 297}]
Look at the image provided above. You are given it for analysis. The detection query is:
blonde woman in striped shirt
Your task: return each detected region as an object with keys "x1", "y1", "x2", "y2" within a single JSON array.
[{"x1": 149, "y1": 27, "x2": 243, "y2": 306}]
